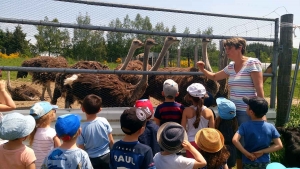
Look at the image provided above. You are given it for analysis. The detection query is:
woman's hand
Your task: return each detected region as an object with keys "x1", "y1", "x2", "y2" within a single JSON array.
[{"x1": 196, "y1": 61, "x2": 205, "y2": 71}]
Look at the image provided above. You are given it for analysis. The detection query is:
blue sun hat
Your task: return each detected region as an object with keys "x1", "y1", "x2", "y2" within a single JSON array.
[
  {"x1": 216, "y1": 97, "x2": 236, "y2": 120},
  {"x1": 267, "y1": 162, "x2": 300, "y2": 169},
  {"x1": 0, "y1": 112, "x2": 36, "y2": 140},
  {"x1": 30, "y1": 101, "x2": 58, "y2": 119}
]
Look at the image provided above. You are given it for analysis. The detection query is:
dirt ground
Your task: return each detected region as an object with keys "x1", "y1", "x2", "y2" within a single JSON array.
[
  {"x1": 10, "y1": 80, "x2": 163, "y2": 109},
  {"x1": 9, "y1": 80, "x2": 300, "y2": 109}
]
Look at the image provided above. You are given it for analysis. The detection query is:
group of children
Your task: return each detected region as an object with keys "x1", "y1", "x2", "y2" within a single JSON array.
[{"x1": 0, "y1": 78, "x2": 286, "y2": 169}]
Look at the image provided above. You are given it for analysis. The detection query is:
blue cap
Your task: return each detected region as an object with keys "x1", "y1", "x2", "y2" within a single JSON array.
[
  {"x1": 30, "y1": 101, "x2": 58, "y2": 119},
  {"x1": 55, "y1": 114, "x2": 81, "y2": 140},
  {"x1": 0, "y1": 112, "x2": 35, "y2": 140},
  {"x1": 267, "y1": 162, "x2": 300, "y2": 169},
  {"x1": 216, "y1": 97, "x2": 236, "y2": 120}
]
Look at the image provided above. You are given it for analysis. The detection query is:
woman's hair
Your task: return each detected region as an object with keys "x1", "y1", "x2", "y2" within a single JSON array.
[
  {"x1": 215, "y1": 116, "x2": 238, "y2": 133},
  {"x1": 28, "y1": 110, "x2": 55, "y2": 146},
  {"x1": 200, "y1": 146, "x2": 230, "y2": 169},
  {"x1": 224, "y1": 37, "x2": 247, "y2": 54},
  {"x1": 185, "y1": 93, "x2": 205, "y2": 128}
]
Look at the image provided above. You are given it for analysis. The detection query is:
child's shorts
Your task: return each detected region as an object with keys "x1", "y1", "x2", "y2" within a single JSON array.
[{"x1": 243, "y1": 162, "x2": 269, "y2": 169}]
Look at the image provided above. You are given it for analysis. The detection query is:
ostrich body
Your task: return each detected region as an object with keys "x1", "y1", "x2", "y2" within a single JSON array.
[
  {"x1": 51, "y1": 61, "x2": 109, "y2": 108},
  {"x1": 17, "y1": 56, "x2": 68, "y2": 101},
  {"x1": 7, "y1": 71, "x2": 41, "y2": 101},
  {"x1": 62, "y1": 38, "x2": 157, "y2": 107}
]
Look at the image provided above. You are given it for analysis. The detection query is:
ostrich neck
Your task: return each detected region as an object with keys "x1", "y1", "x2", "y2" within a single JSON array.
[
  {"x1": 130, "y1": 46, "x2": 151, "y2": 102},
  {"x1": 150, "y1": 43, "x2": 170, "y2": 71},
  {"x1": 119, "y1": 46, "x2": 136, "y2": 70},
  {"x1": 202, "y1": 42, "x2": 213, "y2": 72}
]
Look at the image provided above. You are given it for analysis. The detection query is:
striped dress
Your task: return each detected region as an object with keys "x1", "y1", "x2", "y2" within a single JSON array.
[
  {"x1": 32, "y1": 127, "x2": 56, "y2": 169},
  {"x1": 223, "y1": 58, "x2": 262, "y2": 111}
]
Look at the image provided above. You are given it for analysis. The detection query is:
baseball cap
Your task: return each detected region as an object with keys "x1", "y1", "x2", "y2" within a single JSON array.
[
  {"x1": 0, "y1": 112, "x2": 35, "y2": 140},
  {"x1": 267, "y1": 162, "x2": 300, "y2": 169},
  {"x1": 134, "y1": 99, "x2": 154, "y2": 118},
  {"x1": 30, "y1": 101, "x2": 58, "y2": 119},
  {"x1": 243, "y1": 96, "x2": 268, "y2": 117},
  {"x1": 187, "y1": 83, "x2": 206, "y2": 98},
  {"x1": 55, "y1": 114, "x2": 81, "y2": 141},
  {"x1": 163, "y1": 79, "x2": 178, "y2": 98},
  {"x1": 216, "y1": 97, "x2": 236, "y2": 120},
  {"x1": 120, "y1": 107, "x2": 150, "y2": 135}
]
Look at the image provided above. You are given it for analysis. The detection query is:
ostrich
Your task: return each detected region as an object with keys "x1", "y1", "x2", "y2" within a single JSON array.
[
  {"x1": 17, "y1": 56, "x2": 68, "y2": 101},
  {"x1": 62, "y1": 38, "x2": 157, "y2": 107},
  {"x1": 202, "y1": 38, "x2": 213, "y2": 72},
  {"x1": 51, "y1": 61, "x2": 109, "y2": 108},
  {"x1": 6, "y1": 71, "x2": 41, "y2": 101},
  {"x1": 118, "y1": 39, "x2": 144, "y2": 70}
]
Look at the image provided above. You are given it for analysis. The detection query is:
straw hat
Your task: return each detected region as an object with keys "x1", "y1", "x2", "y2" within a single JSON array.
[
  {"x1": 157, "y1": 122, "x2": 188, "y2": 154},
  {"x1": 195, "y1": 128, "x2": 224, "y2": 153}
]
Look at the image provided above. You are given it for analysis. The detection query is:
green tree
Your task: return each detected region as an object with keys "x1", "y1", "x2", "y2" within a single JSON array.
[{"x1": 34, "y1": 17, "x2": 69, "y2": 56}]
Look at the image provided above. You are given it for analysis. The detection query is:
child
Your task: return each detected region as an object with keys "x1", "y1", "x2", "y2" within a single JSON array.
[
  {"x1": 0, "y1": 112, "x2": 36, "y2": 169},
  {"x1": 110, "y1": 107, "x2": 156, "y2": 169},
  {"x1": 215, "y1": 97, "x2": 238, "y2": 169},
  {"x1": 77, "y1": 94, "x2": 114, "y2": 169},
  {"x1": 153, "y1": 122, "x2": 207, "y2": 169},
  {"x1": 195, "y1": 128, "x2": 230, "y2": 169},
  {"x1": 181, "y1": 83, "x2": 215, "y2": 158},
  {"x1": 135, "y1": 99, "x2": 160, "y2": 156},
  {"x1": 154, "y1": 79, "x2": 185, "y2": 126},
  {"x1": 0, "y1": 79, "x2": 17, "y2": 144},
  {"x1": 28, "y1": 101, "x2": 60, "y2": 169},
  {"x1": 232, "y1": 96, "x2": 283, "y2": 169},
  {"x1": 41, "y1": 114, "x2": 93, "y2": 169}
]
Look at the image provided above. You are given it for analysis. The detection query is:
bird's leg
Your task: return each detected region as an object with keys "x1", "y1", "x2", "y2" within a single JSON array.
[
  {"x1": 46, "y1": 82, "x2": 53, "y2": 101},
  {"x1": 41, "y1": 85, "x2": 46, "y2": 101}
]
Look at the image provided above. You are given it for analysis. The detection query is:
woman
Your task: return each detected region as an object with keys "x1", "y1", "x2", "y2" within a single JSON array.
[{"x1": 197, "y1": 37, "x2": 264, "y2": 169}]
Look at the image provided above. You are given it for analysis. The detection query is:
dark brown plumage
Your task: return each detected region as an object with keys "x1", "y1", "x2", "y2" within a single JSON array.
[
  {"x1": 17, "y1": 56, "x2": 68, "y2": 101},
  {"x1": 51, "y1": 61, "x2": 109, "y2": 108}
]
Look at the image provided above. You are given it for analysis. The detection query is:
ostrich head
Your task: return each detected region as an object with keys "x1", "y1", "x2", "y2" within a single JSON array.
[{"x1": 131, "y1": 38, "x2": 144, "y2": 50}]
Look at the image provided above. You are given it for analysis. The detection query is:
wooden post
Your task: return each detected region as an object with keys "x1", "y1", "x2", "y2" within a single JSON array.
[
  {"x1": 194, "y1": 45, "x2": 198, "y2": 68},
  {"x1": 177, "y1": 48, "x2": 181, "y2": 67},
  {"x1": 276, "y1": 14, "x2": 293, "y2": 127}
]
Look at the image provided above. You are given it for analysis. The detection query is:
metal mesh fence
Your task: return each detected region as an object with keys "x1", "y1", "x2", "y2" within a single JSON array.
[{"x1": 0, "y1": 0, "x2": 278, "y2": 108}]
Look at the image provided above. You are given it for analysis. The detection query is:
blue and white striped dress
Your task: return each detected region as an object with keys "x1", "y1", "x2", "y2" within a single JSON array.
[{"x1": 223, "y1": 58, "x2": 262, "y2": 111}]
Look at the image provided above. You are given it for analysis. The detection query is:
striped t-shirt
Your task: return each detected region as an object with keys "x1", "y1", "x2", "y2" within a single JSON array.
[
  {"x1": 223, "y1": 58, "x2": 262, "y2": 111},
  {"x1": 32, "y1": 127, "x2": 56, "y2": 169},
  {"x1": 154, "y1": 101, "x2": 185, "y2": 125}
]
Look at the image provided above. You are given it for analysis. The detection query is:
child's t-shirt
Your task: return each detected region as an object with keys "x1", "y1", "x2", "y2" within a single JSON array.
[
  {"x1": 41, "y1": 147, "x2": 93, "y2": 169},
  {"x1": 0, "y1": 144, "x2": 36, "y2": 169},
  {"x1": 237, "y1": 121, "x2": 280, "y2": 164},
  {"x1": 154, "y1": 102, "x2": 185, "y2": 125},
  {"x1": 77, "y1": 117, "x2": 113, "y2": 158},
  {"x1": 32, "y1": 127, "x2": 56, "y2": 169},
  {"x1": 153, "y1": 152, "x2": 194, "y2": 169},
  {"x1": 110, "y1": 140, "x2": 155, "y2": 169}
]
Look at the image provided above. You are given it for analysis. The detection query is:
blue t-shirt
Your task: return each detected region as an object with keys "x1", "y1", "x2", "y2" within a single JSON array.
[
  {"x1": 237, "y1": 121, "x2": 280, "y2": 164},
  {"x1": 41, "y1": 147, "x2": 93, "y2": 169},
  {"x1": 110, "y1": 140, "x2": 156, "y2": 169},
  {"x1": 77, "y1": 117, "x2": 113, "y2": 158}
]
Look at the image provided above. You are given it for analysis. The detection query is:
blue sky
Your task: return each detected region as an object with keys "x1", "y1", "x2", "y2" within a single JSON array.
[{"x1": 0, "y1": 0, "x2": 299, "y2": 48}]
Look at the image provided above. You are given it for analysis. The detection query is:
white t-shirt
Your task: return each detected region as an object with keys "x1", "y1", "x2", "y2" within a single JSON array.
[
  {"x1": 153, "y1": 152, "x2": 195, "y2": 169},
  {"x1": 32, "y1": 127, "x2": 56, "y2": 169}
]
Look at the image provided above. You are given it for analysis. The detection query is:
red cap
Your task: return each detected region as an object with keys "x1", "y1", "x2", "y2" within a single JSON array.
[{"x1": 134, "y1": 99, "x2": 154, "y2": 117}]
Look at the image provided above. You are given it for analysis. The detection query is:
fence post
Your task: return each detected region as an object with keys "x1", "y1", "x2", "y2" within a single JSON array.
[
  {"x1": 276, "y1": 14, "x2": 293, "y2": 127},
  {"x1": 177, "y1": 48, "x2": 181, "y2": 67},
  {"x1": 194, "y1": 45, "x2": 198, "y2": 68}
]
